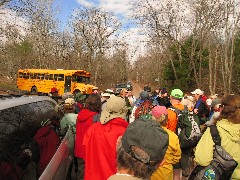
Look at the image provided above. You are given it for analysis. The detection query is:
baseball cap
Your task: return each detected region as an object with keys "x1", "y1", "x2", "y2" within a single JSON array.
[
  {"x1": 64, "y1": 98, "x2": 75, "y2": 105},
  {"x1": 100, "y1": 96, "x2": 128, "y2": 124},
  {"x1": 151, "y1": 106, "x2": 168, "y2": 121},
  {"x1": 191, "y1": 89, "x2": 203, "y2": 95},
  {"x1": 51, "y1": 87, "x2": 58, "y2": 93},
  {"x1": 206, "y1": 99, "x2": 212, "y2": 106},
  {"x1": 92, "y1": 86, "x2": 98, "y2": 90},
  {"x1": 171, "y1": 89, "x2": 184, "y2": 99},
  {"x1": 122, "y1": 119, "x2": 169, "y2": 168}
]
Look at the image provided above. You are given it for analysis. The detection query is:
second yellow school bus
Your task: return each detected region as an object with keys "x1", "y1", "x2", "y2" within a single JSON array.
[{"x1": 17, "y1": 69, "x2": 94, "y2": 95}]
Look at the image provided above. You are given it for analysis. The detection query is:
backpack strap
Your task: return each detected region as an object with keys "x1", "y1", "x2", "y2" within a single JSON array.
[
  {"x1": 168, "y1": 105, "x2": 188, "y2": 115},
  {"x1": 209, "y1": 125, "x2": 221, "y2": 146}
]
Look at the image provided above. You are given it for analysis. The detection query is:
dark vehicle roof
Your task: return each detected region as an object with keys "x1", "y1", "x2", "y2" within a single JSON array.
[
  {"x1": 0, "y1": 95, "x2": 57, "y2": 110},
  {"x1": 116, "y1": 83, "x2": 127, "y2": 88},
  {"x1": 0, "y1": 95, "x2": 57, "y2": 162}
]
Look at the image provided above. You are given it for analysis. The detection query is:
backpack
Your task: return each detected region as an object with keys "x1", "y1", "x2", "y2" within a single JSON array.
[
  {"x1": 134, "y1": 100, "x2": 154, "y2": 120},
  {"x1": 169, "y1": 106, "x2": 202, "y2": 150},
  {"x1": 189, "y1": 125, "x2": 238, "y2": 180}
]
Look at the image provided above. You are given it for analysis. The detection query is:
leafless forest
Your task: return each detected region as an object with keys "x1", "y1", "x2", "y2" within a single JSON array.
[{"x1": 1, "y1": 0, "x2": 240, "y2": 95}]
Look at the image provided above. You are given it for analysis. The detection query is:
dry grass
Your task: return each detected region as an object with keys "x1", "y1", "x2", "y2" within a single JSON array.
[{"x1": 0, "y1": 80, "x2": 18, "y2": 92}]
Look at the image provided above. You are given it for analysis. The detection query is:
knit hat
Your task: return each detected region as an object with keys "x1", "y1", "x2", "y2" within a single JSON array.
[
  {"x1": 161, "y1": 88, "x2": 167, "y2": 94},
  {"x1": 140, "y1": 91, "x2": 149, "y2": 100},
  {"x1": 122, "y1": 119, "x2": 169, "y2": 168},
  {"x1": 171, "y1": 89, "x2": 184, "y2": 99},
  {"x1": 100, "y1": 96, "x2": 127, "y2": 124},
  {"x1": 151, "y1": 106, "x2": 168, "y2": 122}
]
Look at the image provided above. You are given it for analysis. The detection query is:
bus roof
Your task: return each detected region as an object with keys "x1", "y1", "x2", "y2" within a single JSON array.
[{"x1": 18, "y1": 69, "x2": 91, "y2": 76}]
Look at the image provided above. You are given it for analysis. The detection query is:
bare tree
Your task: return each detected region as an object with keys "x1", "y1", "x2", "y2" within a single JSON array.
[{"x1": 70, "y1": 6, "x2": 121, "y2": 85}]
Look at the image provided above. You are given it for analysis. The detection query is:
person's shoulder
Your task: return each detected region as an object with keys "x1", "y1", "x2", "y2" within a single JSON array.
[
  {"x1": 173, "y1": 103, "x2": 184, "y2": 110},
  {"x1": 163, "y1": 127, "x2": 178, "y2": 138}
]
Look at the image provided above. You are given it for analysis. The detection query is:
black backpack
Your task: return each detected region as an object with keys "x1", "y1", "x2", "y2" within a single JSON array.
[
  {"x1": 169, "y1": 106, "x2": 202, "y2": 150},
  {"x1": 189, "y1": 125, "x2": 238, "y2": 180}
]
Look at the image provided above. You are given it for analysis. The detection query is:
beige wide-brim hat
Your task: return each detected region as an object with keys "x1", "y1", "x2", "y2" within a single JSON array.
[{"x1": 100, "y1": 96, "x2": 128, "y2": 124}]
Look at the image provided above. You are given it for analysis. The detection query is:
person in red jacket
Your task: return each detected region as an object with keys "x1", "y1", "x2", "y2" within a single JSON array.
[
  {"x1": 82, "y1": 96, "x2": 129, "y2": 180},
  {"x1": 33, "y1": 116, "x2": 61, "y2": 176},
  {"x1": 74, "y1": 94, "x2": 102, "y2": 179}
]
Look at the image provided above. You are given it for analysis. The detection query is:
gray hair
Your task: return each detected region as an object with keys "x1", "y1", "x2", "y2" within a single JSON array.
[{"x1": 116, "y1": 141, "x2": 156, "y2": 179}]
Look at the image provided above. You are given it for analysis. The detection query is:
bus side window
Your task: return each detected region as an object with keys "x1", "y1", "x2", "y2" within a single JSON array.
[
  {"x1": 40, "y1": 74, "x2": 44, "y2": 80},
  {"x1": 45, "y1": 74, "x2": 50, "y2": 80},
  {"x1": 30, "y1": 73, "x2": 34, "y2": 79},
  {"x1": 19, "y1": 72, "x2": 23, "y2": 78},
  {"x1": 49, "y1": 74, "x2": 53, "y2": 80},
  {"x1": 54, "y1": 74, "x2": 58, "y2": 81},
  {"x1": 58, "y1": 74, "x2": 64, "y2": 81},
  {"x1": 23, "y1": 73, "x2": 29, "y2": 79}
]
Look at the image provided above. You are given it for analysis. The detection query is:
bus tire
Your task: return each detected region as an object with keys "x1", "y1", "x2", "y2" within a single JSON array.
[{"x1": 31, "y1": 86, "x2": 38, "y2": 94}]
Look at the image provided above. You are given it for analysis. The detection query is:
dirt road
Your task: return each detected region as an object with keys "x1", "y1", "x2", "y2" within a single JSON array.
[{"x1": 131, "y1": 81, "x2": 143, "y2": 97}]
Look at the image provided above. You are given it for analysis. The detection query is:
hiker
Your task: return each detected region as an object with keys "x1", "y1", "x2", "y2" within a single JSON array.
[
  {"x1": 50, "y1": 87, "x2": 60, "y2": 103},
  {"x1": 60, "y1": 98, "x2": 78, "y2": 135},
  {"x1": 33, "y1": 116, "x2": 61, "y2": 175},
  {"x1": 181, "y1": 95, "x2": 194, "y2": 110},
  {"x1": 167, "y1": 89, "x2": 197, "y2": 179},
  {"x1": 205, "y1": 98, "x2": 222, "y2": 127},
  {"x1": 156, "y1": 88, "x2": 172, "y2": 108},
  {"x1": 101, "y1": 89, "x2": 114, "y2": 111},
  {"x1": 134, "y1": 90, "x2": 150, "y2": 107},
  {"x1": 73, "y1": 91, "x2": 87, "y2": 114},
  {"x1": 151, "y1": 106, "x2": 181, "y2": 180},
  {"x1": 108, "y1": 118, "x2": 169, "y2": 180},
  {"x1": 127, "y1": 89, "x2": 136, "y2": 106},
  {"x1": 120, "y1": 88, "x2": 131, "y2": 122},
  {"x1": 191, "y1": 89, "x2": 210, "y2": 125},
  {"x1": 92, "y1": 86, "x2": 99, "y2": 94},
  {"x1": 134, "y1": 91, "x2": 154, "y2": 120},
  {"x1": 143, "y1": 85, "x2": 159, "y2": 105},
  {"x1": 193, "y1": 95, "x2": 240, "y2": 179},
  {"x1": 82, "y1": 96, "x2": 129, "y2": 180},
  {"x1": 166, "y1": 89, "x2": 185, "y2": 132},
  {"x1": 74, "y1": 94, "x2": 102, "y2": 179}
]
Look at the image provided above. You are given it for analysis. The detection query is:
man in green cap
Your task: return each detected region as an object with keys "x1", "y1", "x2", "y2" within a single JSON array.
[{"x1": 166, "y1": 89, "x2": 185, "y2": 179}]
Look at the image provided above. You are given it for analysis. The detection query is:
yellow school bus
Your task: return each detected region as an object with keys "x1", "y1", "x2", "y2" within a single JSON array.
[{"x1": 17, "y1": 69, "x2": 94, "y2": 95}]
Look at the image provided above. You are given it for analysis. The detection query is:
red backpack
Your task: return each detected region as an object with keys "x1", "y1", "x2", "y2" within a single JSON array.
[{"x1": 134, "y1": 100, "x2": 154, "y2": 120}]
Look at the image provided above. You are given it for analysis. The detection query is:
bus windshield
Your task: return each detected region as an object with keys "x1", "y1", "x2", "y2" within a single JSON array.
[{"x1": 72, "y1": 75, "x2": 83, "y2": 83}]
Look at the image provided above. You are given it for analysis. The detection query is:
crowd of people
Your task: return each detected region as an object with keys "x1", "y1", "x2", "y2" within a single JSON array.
[
  {"x1": 2, "y1": 84, "x2": 239, "y2": 180},
  {"x1": 49, "y1": 85, "x2": 239, "y2": 180}
]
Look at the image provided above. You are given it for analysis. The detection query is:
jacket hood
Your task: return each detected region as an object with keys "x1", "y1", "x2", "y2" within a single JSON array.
[
  {"x1": 217, "y1": 119, "x2": 240, "y2": 144},
  {"x1": 77, "y1": 109, "x2": 97, "y2": 122}
]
